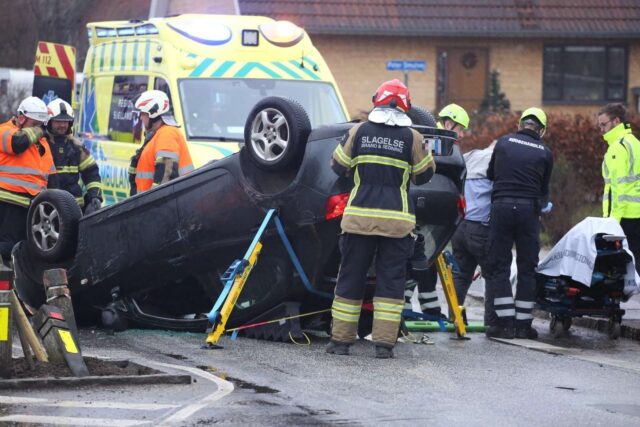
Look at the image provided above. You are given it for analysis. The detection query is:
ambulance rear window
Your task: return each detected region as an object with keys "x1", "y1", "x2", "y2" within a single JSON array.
[{"x1": 108, "y1": 75, "x2": 148, "y2": 143}]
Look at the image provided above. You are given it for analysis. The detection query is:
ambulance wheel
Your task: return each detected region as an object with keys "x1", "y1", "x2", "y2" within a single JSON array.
[
  {"x1": 407, "y1": 106, "x2": 437, "y2": 127},
  {"x1": 27, "y1": 189, "x2": 82, "y2": 262},
  {"x1": 608, "y1": 319, "x2": 621, "y2": 340},
  {"x1": 245, "y1": 96, "x2": 311, "y2": 171}
]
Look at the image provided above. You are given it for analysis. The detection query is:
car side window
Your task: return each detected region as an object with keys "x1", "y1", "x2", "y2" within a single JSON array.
[{"x1": 108, "y1": 75, "x2": 148, "y2": 143}]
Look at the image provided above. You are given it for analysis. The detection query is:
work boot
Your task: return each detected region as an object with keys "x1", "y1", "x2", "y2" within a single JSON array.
[
  {"x1": 325, "y1": 340, "x2": 351, "y2": 355},
  {"x1": 515, "y1": 321, "x2": 539, "y2": 340},
  {"x1": 485, "y1": 319, "x2": 515, "y2": 339},
  {"x1": 375, "y1": 345, "x2": 394, "y2": 359},
  {"x1": 515, "y1": 326, "x2": 539, "y2": 339}
]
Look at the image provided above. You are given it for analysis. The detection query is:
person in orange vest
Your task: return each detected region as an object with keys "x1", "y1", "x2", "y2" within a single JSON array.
[
  {"x1": 0, "y1": 96, "x2": 56, "y2": 263},
  {"x1": 128, "y1": 90, "x2": 194, "y2": 195}
]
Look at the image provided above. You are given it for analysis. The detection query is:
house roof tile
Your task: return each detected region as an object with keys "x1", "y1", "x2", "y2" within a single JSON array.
[{"x1": 239, "y1": 0, "x2": 640, "y2": 38}]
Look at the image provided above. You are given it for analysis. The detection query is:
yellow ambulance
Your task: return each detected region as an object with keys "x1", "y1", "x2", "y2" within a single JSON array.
[{"x1": 76, "y1": 14, "x2": 349, "y2": 204}]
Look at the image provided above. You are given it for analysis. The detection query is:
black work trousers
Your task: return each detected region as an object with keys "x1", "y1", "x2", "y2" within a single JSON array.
[
  {"x1": 0, "y1": 202, "x2": 28, "y2": 260},
  {"x1": 485, "y1": 199, "x2": 540, "y2": 326},
  {"x1": 336, "y1": 233, "x2": 414, "y2": 301},
  {"x1": 621, "y1": 218, "x2": 640, "y2": 276},
  {"x1": 451, "y1": 220, "x2": 494, "y2": 325},
  {"x1": 406, "y1": 229, "x2": 441, "y2": 314}
]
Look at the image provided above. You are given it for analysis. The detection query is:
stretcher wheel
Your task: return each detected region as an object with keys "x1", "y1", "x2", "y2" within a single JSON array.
[
  {"x1": 608, "y1": 320, "x2": 621, "y2": 340},
  {"x1": 550, "y1": 315, "x2": 564, "y2": 339},
  {"x1": 562, "y1": 317, "x2": 572, "y2": 331}
]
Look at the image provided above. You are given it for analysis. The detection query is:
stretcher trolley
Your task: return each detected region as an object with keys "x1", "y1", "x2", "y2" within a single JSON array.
[{"x1": 535, "y1": 217, "x2": 639, "y2": 339}]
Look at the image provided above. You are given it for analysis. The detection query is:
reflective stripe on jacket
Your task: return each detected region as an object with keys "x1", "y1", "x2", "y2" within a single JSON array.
[
  {"x1": 332, "y1": 121, "x2": 434, "y2": 238},
  {"x1": 0, "y1": 120, "x2": 55, "y2": 206},
  {"x1": 135, "y1": 124, "x2": 194, "y2": 193},
  {"x1": 602, "y1": 123, "x2": 640, "y2": 220}
]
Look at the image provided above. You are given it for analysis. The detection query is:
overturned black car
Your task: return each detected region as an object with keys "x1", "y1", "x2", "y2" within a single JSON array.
[{"x1": 14, "y1": 97, "x2": 465, "y2": 332}]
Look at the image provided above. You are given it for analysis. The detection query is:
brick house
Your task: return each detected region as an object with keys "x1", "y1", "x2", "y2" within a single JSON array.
[{"x1": 238, "y1": 0, "x2": 640, "y2": 119}]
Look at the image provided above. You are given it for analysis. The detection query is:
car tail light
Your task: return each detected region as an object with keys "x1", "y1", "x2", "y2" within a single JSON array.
[
  {"x1": 325, "y1": 193, "x2": 350, "y2": 220},
  {"x1": 566, "y1": 287, "x2": 580, "y2": 296},
  {"x1": 0, "y1": 280, "x2": 10, "y2": 291},
  {"x1": 457, "y1": 195, "x2": 466, "y2": 219}
]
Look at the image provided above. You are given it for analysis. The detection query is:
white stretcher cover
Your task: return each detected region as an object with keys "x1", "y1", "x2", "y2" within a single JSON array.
[{"x1": 536, "y1": 217, "x2": 640, "y2": 296}]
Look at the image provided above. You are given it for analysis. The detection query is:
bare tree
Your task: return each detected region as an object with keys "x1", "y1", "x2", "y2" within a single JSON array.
[{"x1": 0, "y1": 0, "x2": 149, "y2": 69}]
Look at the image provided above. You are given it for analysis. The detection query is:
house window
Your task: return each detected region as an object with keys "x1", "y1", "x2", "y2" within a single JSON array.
[{"x1": 543, "y1": 45, "x2": 627, "y2": 103}]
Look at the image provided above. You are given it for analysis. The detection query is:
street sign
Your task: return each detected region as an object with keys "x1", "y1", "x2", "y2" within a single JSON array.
[{"x1": 386, "y1": 60, "x2": 426, "y2": 72}]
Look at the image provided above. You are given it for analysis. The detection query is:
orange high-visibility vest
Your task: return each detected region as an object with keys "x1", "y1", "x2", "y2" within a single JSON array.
[
  {"x1": 135, "y1": 124, "x2": 194, "y2": 193},
  {"x1": 0, "y1": 119, "x2": 55, "y2": 207}
]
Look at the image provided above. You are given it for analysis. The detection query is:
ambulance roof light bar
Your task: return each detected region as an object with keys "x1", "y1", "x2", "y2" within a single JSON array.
[
  {"x1": 91, "y1": 23, "x2": 159, "y2": 39},
  {"x1": 167, "y1": 19, "x2": 232, "y2": 46},
  {"x1": 259, "y1": 21, "x2": 304, "y2": 47}
]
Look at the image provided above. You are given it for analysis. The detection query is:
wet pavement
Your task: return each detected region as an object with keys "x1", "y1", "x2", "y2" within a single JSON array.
[
  {"x1": 1, "y1": 248, "x2": 639, "y2": 425},
  {"x1": 0, "y1": 311, "x2": 638, "y2": 426}
]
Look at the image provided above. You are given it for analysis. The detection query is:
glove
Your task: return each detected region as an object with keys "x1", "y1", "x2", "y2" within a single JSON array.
[
  {"x1": 541, "y1": 201, "x2": 553, "y2": 214},
  {"x1": 83, "y1": 198, "x2": 102, "y2": 215}
]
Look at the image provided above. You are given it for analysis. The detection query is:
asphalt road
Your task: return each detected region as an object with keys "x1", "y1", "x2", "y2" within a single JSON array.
[{"x1": 1, "y1": 318, "x2": 639, "y2": 426}]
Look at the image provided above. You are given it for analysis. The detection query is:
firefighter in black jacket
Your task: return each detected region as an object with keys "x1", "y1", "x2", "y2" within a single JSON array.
[
  {"x1": 485, "y1": 108, "x2": 553, "y2": 339},
  {"x1": 46, "y1": 99, "x2": 103, "y2": 214},
  {"x1": 327, "y1": 79, "x2": 435, "y2": 359}
]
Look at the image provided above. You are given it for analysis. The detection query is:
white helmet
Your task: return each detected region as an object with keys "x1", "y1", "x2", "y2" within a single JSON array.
[
  {"x1": 47, "y1": 98, "x2": 74, "y2": 122},
  {"x1": 17, "y1": 96, "x2": 49, "y2": 124},
  {"x1": 134, "y1": 90, "x2": 170, "y2": 119}
]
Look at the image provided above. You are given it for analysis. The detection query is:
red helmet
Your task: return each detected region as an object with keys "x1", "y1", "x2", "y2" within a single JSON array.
[{"x1": 372, "y1": 79, "x2": 411, "y2": 112}]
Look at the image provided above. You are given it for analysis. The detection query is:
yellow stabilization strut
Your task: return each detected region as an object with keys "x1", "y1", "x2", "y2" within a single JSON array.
[
  {"x1": 435, "y1": 252, "x2": 467, "y2": 338},
  {"x1": 205, "y1": 241, "x2": 263, "y2": 345}
]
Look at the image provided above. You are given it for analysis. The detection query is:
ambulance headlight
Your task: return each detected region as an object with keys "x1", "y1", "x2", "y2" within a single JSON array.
[
  {"x1": 168, "y1": 20, "x2": 232, "y2": 46},
  {"x1": 259, "y1": 21, "x2": 304, "y2": 47}
]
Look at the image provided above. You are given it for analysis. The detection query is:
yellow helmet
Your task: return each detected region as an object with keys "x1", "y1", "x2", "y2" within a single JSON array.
[
  {"x1": 438, "y1": 103, "x2": 469, "y2": 129},
  {"x1": 520, "y1": 107, "x2": 547, "y2": 128}
]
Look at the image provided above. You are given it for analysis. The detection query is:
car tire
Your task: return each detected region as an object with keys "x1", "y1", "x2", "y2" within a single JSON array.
[
  {"x1": 244, "y1": 96, "x2": 311, "y2": 171},
  {"x1": 27, "y1": 189, "x2": 82, "y2": 262},
  {"x1": 407, "y1": 106, "x2": 437, "y2": 127}
]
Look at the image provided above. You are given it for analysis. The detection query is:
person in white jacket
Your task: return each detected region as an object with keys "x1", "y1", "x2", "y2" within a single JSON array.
[{"x1": 451, "y1": 141, "x2": 496, "y2": 326}]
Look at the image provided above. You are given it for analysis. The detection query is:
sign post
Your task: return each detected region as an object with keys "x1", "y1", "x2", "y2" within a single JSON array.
[{"x1": 386, "y1": 60, "x2": 427, "y2": 88}]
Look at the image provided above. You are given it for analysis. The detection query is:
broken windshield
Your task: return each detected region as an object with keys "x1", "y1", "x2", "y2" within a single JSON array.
[{"x1": 178, "y1": 78, "x2": 348, "y2": 141}]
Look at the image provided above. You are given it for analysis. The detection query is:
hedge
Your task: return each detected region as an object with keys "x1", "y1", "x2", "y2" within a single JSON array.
[{"x1": 462, "y1": 112, "x2": 640, "y2": 243}]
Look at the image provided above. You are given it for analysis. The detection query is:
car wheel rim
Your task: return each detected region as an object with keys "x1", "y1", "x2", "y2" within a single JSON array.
[
  {"x1": 250, "y1": 108, "x2": 290, "y2": 163},
  {"x1": 31, "y1": 201, "x2": 60, "y2": 252}
]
